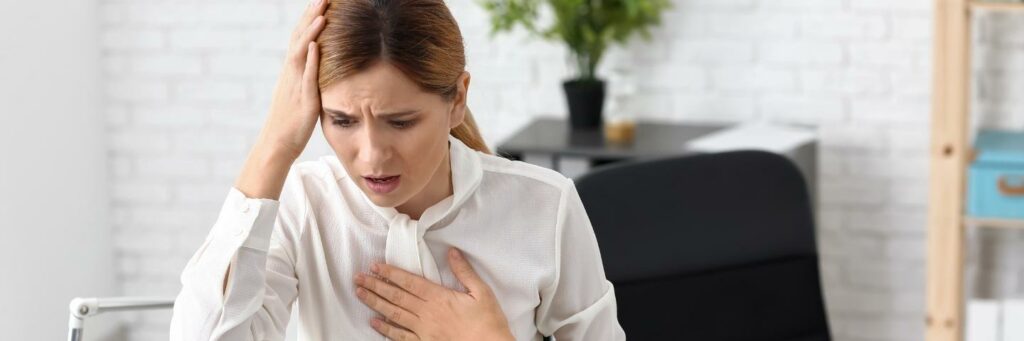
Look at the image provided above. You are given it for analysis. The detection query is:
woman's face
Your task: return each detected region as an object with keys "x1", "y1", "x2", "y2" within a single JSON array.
[{"x1": 319, "y1": 61, "x2": 467, "y2": 209}]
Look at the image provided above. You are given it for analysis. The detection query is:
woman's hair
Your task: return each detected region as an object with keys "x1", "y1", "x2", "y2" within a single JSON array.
[{"x1": 317, "y1": 0, "x2": 491, "y2": 154}]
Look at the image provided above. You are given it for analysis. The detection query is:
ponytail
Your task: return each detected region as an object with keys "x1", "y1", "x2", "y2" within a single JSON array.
[{"x1": 450, "y1": 107, "x2": 491, "y2": 154}]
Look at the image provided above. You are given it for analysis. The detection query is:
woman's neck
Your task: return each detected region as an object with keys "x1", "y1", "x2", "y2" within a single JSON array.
[{"x1": 395, "y1": 148, "x2": 453, "y2": 220}]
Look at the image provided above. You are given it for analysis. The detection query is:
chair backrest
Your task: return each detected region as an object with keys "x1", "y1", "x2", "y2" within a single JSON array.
[{"x1": 575, "y1": 150, "x2": 830, "y2": 341}]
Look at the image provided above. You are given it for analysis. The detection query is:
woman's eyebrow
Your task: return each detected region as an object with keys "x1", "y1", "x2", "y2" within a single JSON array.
[{"x1": 322, "y1": 107, "x2": 419, "y2": 119}]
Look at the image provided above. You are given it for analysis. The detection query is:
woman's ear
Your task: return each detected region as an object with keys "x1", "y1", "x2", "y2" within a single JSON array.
[{"x1": 448, "y1": 71, "x2": 471, "y2": 130}]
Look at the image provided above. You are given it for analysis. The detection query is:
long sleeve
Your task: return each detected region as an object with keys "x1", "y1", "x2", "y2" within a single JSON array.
[
  {"x1": 170, "y1": 169, "x2": 308, "y2": 341},
  {"x1": 535, "y1": 180, "x2": 626, "y2": 340}
]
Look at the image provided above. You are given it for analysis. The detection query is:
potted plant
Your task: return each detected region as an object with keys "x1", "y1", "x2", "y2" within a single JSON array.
[{"x1": 479, "y1": 0, "x2": 671, "y2": 129}]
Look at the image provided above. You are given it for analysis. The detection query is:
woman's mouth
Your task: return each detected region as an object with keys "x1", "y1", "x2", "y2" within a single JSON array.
[{"x1": 363, "y1": 175, "x2": 400, "y2": 194}]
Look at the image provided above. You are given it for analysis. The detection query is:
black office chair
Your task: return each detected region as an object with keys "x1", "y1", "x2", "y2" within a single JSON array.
[{"x1": 575, "y1": 150, "x2": 830, "y2": 341}]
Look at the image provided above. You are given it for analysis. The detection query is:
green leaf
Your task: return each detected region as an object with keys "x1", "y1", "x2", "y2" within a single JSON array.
[{"x1": 477, "y1": 0, "x2": 671, "y2": 80}]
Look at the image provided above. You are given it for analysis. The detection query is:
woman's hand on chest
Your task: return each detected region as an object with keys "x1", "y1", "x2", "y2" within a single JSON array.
[{"x1": 354, "y1": 248, "x2": 515, "y2": 341}]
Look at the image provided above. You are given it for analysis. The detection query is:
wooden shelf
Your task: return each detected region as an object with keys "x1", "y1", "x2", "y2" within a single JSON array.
[
  {"x1": 969, "y1": 1, "x2": 1024, "y2": 12},
  {"x1": 928, "y1": 0, "x2": 975, "y2": 339},
  {"x1": 965, "y1": 216, "x2": 1024, "y2": 229}
]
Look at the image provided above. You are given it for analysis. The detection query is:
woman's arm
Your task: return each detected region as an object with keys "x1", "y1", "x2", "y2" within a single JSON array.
[
  {"x1": 170, "y1": 0, "x2": 329, "y2": 338},
  {"x1": 235, "y1": 0, "x2": 328, "y2": 201},
  {"x1": 169, "y1": 180, "x2": 305, "y2": 341},
  {"x1": 535, "y1": 180, "x2": 626, "y2": 340}
]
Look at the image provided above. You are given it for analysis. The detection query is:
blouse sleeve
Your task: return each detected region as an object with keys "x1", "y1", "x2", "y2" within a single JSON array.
[
  {"x1": 169, "y1": 168, "x2": 308, "y2": 341},
  {"x1": 535, "y1": 180, "x2": 626, "y2": 340}
]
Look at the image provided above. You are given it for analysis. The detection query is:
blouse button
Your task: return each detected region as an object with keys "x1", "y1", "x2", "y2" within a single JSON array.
[{"x1": 240, "y1": 202, "x2": 251, "y2": 213}]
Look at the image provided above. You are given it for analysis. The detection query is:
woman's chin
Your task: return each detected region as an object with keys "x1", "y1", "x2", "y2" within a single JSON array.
[{"x1": 363, "y1": 189, "x2": 404, "y2": 208}]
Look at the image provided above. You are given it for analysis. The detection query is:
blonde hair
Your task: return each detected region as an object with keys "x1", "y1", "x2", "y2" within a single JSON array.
[{"x1": 316, "y1": 0, "x2": 491, "y2": 154}]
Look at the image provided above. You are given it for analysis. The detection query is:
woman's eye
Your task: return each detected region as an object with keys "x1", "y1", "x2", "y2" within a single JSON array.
[
  {"x1": 332, "y1": 118, "x2": 355, "y2": 127},
  {"x1": 390, "y1": 120, "x2": 415, "y2": 129},
  {"x1": 330, "y1": 118, "x2": 413, "y2": 129}
]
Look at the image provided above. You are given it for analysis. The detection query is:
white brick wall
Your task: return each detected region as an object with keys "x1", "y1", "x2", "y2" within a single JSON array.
[{"x1": 98, "y1": 0, "x2": 1024, "y2": 340}]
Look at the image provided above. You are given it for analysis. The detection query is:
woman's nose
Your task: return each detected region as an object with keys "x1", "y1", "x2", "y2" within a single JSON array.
[{"x1": 357, "y1": 125, "x2": 393, "y2": 165}]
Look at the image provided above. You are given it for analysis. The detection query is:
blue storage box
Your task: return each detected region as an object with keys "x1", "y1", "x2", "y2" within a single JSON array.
[{"x1": 968, "y1": 129, "x2": 1024, "y2": 219}]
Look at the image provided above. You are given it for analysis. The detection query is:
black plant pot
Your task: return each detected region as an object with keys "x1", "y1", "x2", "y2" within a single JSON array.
[{"x1": 563, "y1": 79, "x2": 605, "y2": 129}]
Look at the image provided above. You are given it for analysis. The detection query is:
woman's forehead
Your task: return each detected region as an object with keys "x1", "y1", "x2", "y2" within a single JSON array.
[{"x1": 321, "y1": 63, "x2": 440, "y2": 113}]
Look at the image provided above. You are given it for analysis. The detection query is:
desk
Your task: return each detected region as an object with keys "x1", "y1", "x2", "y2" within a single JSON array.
[
  {"x1": 495, "y1": 117, "x2": 818, "y2": 206},
  {"x1": 495, "y1": 117, "x2": 728, "y2": 172}
]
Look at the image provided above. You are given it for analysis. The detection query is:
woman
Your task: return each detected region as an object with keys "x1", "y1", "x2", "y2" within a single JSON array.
[{"x1": 169, "y1": 0, "x2": 624, "y2": 340}]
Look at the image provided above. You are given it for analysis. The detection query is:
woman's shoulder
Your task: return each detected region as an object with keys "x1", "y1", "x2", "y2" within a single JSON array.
[{"x1": 477, "y1": 152, "x2": 573, "y2": 193}]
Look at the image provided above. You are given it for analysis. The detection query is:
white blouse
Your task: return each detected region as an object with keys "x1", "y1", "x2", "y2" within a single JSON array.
[{"x1": 169, "y1": 135, "x2": 625, "y2": 341}]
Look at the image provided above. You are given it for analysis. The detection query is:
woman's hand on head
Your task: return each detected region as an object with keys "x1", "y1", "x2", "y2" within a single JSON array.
[
  {"x1": 234, "y1": 0, "x2": 328, "y2": 200},
  {"x1": 261, "y1": 0, "x2": 328, "y2": 160},
  {"x1": 355, "y1": 248, "x2": 515, "y2": 341}
]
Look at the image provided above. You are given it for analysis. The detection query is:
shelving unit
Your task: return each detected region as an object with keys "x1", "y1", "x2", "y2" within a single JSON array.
[
  {"x1": 927, "y1": 1, "x2": 1024, "y2": 341},
  {"x1": 969, "y1": 1, "x2": 1024, "y2": 11},
  {"x1": 964, "y1": 216, "x2": 1024, "y2": 229}
]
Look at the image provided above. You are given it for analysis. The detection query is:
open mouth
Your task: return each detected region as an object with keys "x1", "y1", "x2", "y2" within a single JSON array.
[
  {"x1": 363, "y1": 175, "x2": 401, "y2": 194},
  {"x1": 365, "y1": 175, "x2": 398, "y2": 183}
]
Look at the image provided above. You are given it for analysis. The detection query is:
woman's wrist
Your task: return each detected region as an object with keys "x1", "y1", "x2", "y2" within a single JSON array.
[{"x1": 234, "y1": 139, "x2": 298, "y2": 200}]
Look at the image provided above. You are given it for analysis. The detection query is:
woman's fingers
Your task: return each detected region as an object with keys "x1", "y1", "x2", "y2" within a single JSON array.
[
  {"x1": 356, "y1": 273, "x2": 426, "y2": 313},
  {"x1": 302, "y1": 41, "x2": 320, "y2": 101},
  {"x1": 370, "y1": 263, "x2": 445, "y2": 300},
  {"x1": 448, "y1": 248, "x2": 490, "y2": 298},
  {"x1": 356, "y1": 286, "x2": 421, "y2": 331},
  {"x1": 290, "y1": 15, "x2": 325, "y2": 67},
  {"x1": 291, "y1": 0, "x2": 329, "y2": 43},
  {"x1": 357, "y1": 257, "x2": 512, "y2": 340},
  {"x1": 371, "y1": 318, "x2": 420, "y2": 341}
]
